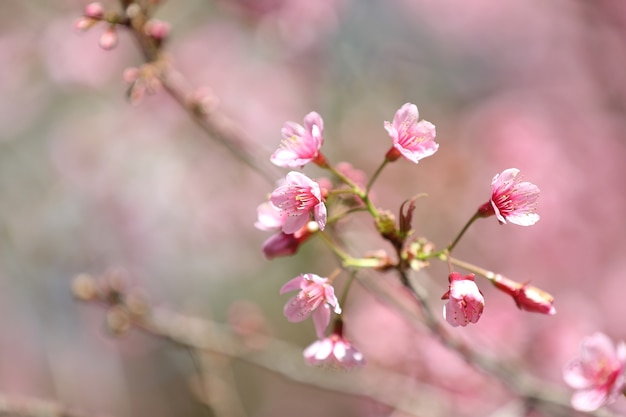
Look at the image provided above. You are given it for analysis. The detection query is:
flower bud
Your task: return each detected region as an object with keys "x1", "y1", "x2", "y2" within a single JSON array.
[
  {"x1": 492, "y1": 274, "x2": 556, "y2": 315},
  {"x1": 84, "y1": 2, "x2": 105, "y2": 19},
  {"x1": 99, "y1": 26, "x2": 118, "y2": 50}
]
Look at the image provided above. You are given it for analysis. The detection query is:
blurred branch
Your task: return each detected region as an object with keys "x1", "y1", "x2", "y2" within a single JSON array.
[
  {"x1": 73, "y1": 272, "x2": 623, "y2": 417},
  {"x1": 0, "y1": 394, "x2": 101, "y2": 417},
  {"x1": 118, "y1": 1, "x2": 281, "y2": 184}
]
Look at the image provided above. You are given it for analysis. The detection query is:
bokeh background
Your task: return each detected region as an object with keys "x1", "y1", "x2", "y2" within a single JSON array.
[{"x1": 2, "y1": 0, "x2": 626, "y2": 416}]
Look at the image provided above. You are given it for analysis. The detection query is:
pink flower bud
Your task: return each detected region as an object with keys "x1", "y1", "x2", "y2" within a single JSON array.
[
  {"x1": 492, "y1": 274, "x2": 556, "y2": 315},
  {"x1": 99, "y1": 26, "x2": 118, "y2": 50},
  {"x1": 262, "y1": 232, "x2": 301, "y2": 259},
  {"x1": 144, "y1": 19, "x2": 171, "y2": 41},
  {"x1": 74, "y1": 17, "x2": 98, "y2": 32},
  {"x1": 123, "y1": 67, "x2": 140, "y2": 84},
  {"x1": 84, "y1": 2, "x2": 105, "y2": 19},
  {"x1": 441, "y1": 272, "x2": 484, "y2": 327}
]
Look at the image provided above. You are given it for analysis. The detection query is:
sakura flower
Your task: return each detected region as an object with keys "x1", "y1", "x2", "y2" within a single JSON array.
[
  {"x1": 384, "y1": 103, "x2": 438, "y2": 164},
  {"x1": 442, "y1": 272, "x2": 484, "y2": 327},
  {"x1": 271, "y1": 111, "x2": 326, "y2": 168},
  {"x1": 492, "y1": 274, "x2": 556, "y2": 315},
  {"x1": 280, "y1": 273, "x2": 341, "y2": 338},
  {"x1": 270, "y1": 171, "x2": 326, "y2": 234},
  {"x1": 563, "y1": 333, "x2": 626, "y2": 412},
  {"x1": 304, "y1": 321, "x2": 365, "y2": 369},
  {"x1": 478, "y1": 168, "x2": 540, "y2": 226}
]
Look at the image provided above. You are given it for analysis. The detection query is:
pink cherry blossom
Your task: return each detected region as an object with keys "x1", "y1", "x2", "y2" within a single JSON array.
[
  {"x1": 280, "y1": 273, "x2": 341, "y2": 338},
  {"x1": 304, "y1": 334, "x2": 365, "y2": 369},
  {"x1": 384, "y1": 103, "x2": 438, "y2": 164},
  {"x1": 441, "y1": 272, "x2": 484, "y2": 327},
  {"x1": 563, "y1": 333, "x2": 626, "y2": 412},
  {"x1": 478, "y1": 168, "x2": 540, "y2": 226},
  {"x1": 271, "y1": 111, "x2": 325, "y2": 168},
  {"x1": 270, "y1": 171, "x2": 326, "y2": 234}
]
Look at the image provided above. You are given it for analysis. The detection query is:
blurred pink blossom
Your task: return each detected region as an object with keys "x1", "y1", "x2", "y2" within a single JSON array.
[
  {"x1": 99, "y1": 26, "x2": 118, "y2": 50},
  {"x1": 478, "y1": 168, "x2": 540, "y2": 226},
  {"x1": 270, "y1": 171, "x2": 326, "y2": 234},
  {"x1": 280, "y1": 273, "x2": 341, "y2": 338},
  {"x1": 442, "y1": 273, "x2": 484, "y2": 327},
  {"x1": 384, "y1": 102, "x2": 438, "y2": 164},
  {"x1": 84, "y1": 2, "x2": 104, "y2": 19},
  {"x1": 304, "y1": 333, "x2": 365, "y2": 368},
  {"x1": 563, "y1": 332, "x2": 626, "y2": 412},
  {"x1": 271, "y1": 111, "x2": 325, "y2": 168}
]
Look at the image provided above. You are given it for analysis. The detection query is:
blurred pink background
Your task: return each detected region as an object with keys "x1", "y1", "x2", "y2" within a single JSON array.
[{"x1": 1, "y1": 0, "x2": 626, "y2": 416}]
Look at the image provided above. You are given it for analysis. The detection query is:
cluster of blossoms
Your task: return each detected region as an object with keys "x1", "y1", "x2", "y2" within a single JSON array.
[
  {"x1": 71, "y1": 5, "x2": 623, "y2": 411},
  {"x1": 255, "y1": 102, "x2": 555, "y2": 368}
]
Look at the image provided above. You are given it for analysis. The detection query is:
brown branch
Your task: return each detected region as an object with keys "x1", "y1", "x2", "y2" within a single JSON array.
[{"x1": 119, "y1": 1, "x2": 281, "y2": 184}]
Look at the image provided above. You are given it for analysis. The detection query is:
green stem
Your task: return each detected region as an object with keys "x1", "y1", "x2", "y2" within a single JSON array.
[
  {"x1": 447, "y1": 210, "x2": 481, "y2": 253},
  {"x1": 317, "y1": 232, "x2": 385, "y2": 269},
  {"x1": 338, "y1": 271, "x2": 356, "y2": 308},
  {"x1": 366, "y1": 159, "x2": 389, "y2": 194},
  {"x1": 317, "y1": 231, "x2": 352, "y2": 263},
  {"x1": 326, "y1": 164, "x2": 380, "y2": 220}
]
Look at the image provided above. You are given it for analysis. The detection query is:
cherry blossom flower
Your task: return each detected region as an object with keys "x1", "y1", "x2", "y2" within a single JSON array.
[
  {"x1": 304, "y1": 333, "x2": 365, "y2": 369},
  {"x1": 563, "y1": 333, "x2": 626, "y2": 412},
  {"x1": 271, "y1": 112, "x2": 325, "y2": 168},
  {"x1": 270, "y1": 171, "x2": 326, "y2": 234},
  {"x1": 384, "y1": 103, "x2": 438, "y2": 164},
  {"x1": 478, "y1": 168, "x2": 540, "y2": 226},
  {"x1": 492, "y1": 274, "x2": 556, "y2": 315},
  {"x1": 280, "y1": 273, "x2": 341, "y2": 338},
  {"x1": 441, "y1": 272, "x2": 484, "y2": 327}
]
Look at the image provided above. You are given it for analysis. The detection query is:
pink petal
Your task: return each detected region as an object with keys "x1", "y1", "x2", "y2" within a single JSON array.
[
  {"x1": 314, "y1": 202, "x2": 327, "y2": 231},
  {"x1": 571, "y1": 388, "x2": 609, "y2": 412},
  {"x1": 393, "y1": 103, "x2": 418, "y2": 127},
  {"x1": 282, "y1": 214, "x2": 308, "y2": 234},
  {"x1": 279, "y1": 276, "x2": 305, "y2": 294},
  {"x1": 312, "y1": 305, "x2": 331, "y2": 338},
  {"x1": 283, "y1": 297, "x2": 311, "y2": 322}
]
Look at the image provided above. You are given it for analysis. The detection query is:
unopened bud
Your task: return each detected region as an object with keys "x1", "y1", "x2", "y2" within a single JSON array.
[
  {"x1": 106, "y1": 305, "x2": 131, "y2": 336},
  {"x1": 84, "y1": 2, "x2": 104, "y2": 19},
  {"x1": 492, "y1": 274, "x2": 556, "y2": 315},
  {"x1": 99, "y1": 26, "x2": 118, "y2": 50},
  {"x1": 144, "y1": 19, "x2": 171, "y2": 41},
  {"x1": 74, "y1": 17, "x2": 98, "y2": 32},
  {"x1": 71, "y1": 274, "x2": 97, "y2": 301}
]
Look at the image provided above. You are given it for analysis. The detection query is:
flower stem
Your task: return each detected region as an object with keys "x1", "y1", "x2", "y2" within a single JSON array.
[
  {"x1": 447, "y1": 210, "x2": 481, "y2": 253},
  {"x1": 366, "y1": 159, "x2": 389, "y2": 194},
  {"x1": 338, "y1": 271, "x2": 356, "y2": 308},
  {"x1": 326, "y1": 163, "x2": 380, "y2": 220},
  {"x1": 443, "y1": 256, "x2": 496, "y2": 282}
]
